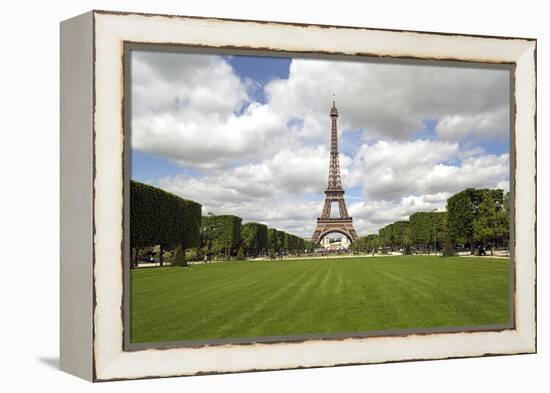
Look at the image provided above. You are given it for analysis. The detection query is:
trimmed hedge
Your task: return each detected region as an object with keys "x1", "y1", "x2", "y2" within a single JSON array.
[
  {"x1": 268, "y1": 228, "x2": 279, "y2": 252},
  {"x1": 201, "y1": 215, "x2": 242, "y2": 257},
  {"x1": 277, "y1": 230, "x2": 288, "y2": 251},
  {"x1": 131, "y1": 182, "x2": 312, "y2": 262},
  {"x1": 267, "y1": 228, "x2": 309, "y2": 254},
  {"x1": 130, "y1": 180, "x2": 201, "y2": 266},
  {"x1": 241, "y1": 222, "x2": 269, "y2": 257}
]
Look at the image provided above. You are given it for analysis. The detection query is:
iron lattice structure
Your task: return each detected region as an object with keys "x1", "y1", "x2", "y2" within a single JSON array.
[{"x1": 311, "y1": 101, "x2": 359, "y2": 244}]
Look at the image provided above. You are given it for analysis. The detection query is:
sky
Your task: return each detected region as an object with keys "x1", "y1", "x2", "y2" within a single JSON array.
[{"x1": 130, "y1": 50, "x2": 510, "y2": 238}]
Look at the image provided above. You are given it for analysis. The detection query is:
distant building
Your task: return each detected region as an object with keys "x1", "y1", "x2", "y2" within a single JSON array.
[{"x1": 320, "y1": 235, "x2": 350, "y2": 250}]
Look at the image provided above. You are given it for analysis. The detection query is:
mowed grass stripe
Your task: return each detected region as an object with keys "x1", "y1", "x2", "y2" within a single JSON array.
[
  {"x1": 130, "y1": 256, "x2": 510, "y2": 343},
  {"x1": 204, "y1": 263, "x2": 319, "y2": 338}
]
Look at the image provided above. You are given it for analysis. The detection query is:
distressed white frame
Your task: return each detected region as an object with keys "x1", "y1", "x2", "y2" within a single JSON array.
[{"x1": 61, "y1": 10, "x2": 536, "y2": 381}]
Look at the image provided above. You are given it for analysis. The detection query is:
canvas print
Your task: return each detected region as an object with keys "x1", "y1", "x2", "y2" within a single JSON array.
[{"x1": 127, "y1": 49, "x2": 512, "y2": 345}]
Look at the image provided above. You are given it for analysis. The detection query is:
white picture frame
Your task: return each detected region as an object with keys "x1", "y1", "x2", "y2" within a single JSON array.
[{"x1": 60, "y1": 10, "x2": 536, "y2": 381}]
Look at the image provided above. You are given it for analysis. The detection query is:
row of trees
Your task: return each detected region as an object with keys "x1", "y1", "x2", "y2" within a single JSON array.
[
  {"x1": 351, "y1": 188, "x2": 510, "y2": 256},
  {"x1": 201, "y1": 214, "x2": 315, "y2": 259},
  {"x1": 350, "y1": 234, "x2": 381, "y2": 254},
  {"x1": 130, "y1": 181, "x2": 312, "y2": 267}
]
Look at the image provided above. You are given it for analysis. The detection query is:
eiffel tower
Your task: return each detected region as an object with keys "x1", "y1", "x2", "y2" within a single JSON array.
[{"x1": 311, "y1": 101, "x2": 359, "y2": 244}]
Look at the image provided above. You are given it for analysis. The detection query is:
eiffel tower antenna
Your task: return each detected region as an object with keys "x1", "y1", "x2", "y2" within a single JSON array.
[{"x1": 311, "y1": 100, "x2": 358, "y2": 244}]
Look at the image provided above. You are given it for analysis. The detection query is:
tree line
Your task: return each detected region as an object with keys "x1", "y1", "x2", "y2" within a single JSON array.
[
  {"x1": 351, "y1": 188, "x2": 510, "y2": 256},
  {"x1": 130, "y1": 181, "x2": 314, "y2": 267}
]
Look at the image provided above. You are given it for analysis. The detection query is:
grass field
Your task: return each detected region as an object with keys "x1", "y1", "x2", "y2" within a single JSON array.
[{"x1": 130, "y1": 255, "x2": 510, "y2": 343}]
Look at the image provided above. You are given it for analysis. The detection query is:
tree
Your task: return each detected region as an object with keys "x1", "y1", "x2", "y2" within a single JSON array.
[
  {"x1": 379, "y1": 224, "x2": 394, "y2": 251},
  {"x1": 365, "y1": 234, "x2": 381, "y2": 254},
  {"x1": 277, "y1": 231, "x2": 287, "y2": 254},
  {"x1": 176, "y1": 196, "x2": 202, "y2": 265},
  {"x1": 447, "y1": 189, "x2": 476, "y2": 252},
  {"x1": 473, "y1": 189, "x2": 507, "y2": 255},
  {"x1": 235, "y1": 246, "x2": 246, "y2": 260},
  {"x1": 410, "y1": 212, "x2": 432, "y2": 251},
  {"x1": 300, "y1": 237, "x2": 306, "y2": 253},
  {"x1": 287, "y1": 234, "x2": 298, "y2": 253},
  {"x1": 201, "y1": 215, "x2": 242, "y2": 259},
  {"x1": 447, "y1": 188, "x2": 506, "y2": 254},
  {"x1": 410, "y1": 211, "x2": 447, "y2": 253},
  {"x1": 172, "y1": 245, "x2": 187, "y2": 267},
  {"x1": 350, "y1": 236, "x2": 366, "y2": 252},
  {"x1": 442, "y1": 236, "x2": 456, "y2": 257},
  {"x1": 499, "y1": 191, "x2": 511, "y2": 250},
  {"x1": 304, "y1": 240, "x2": 316, "y2": 252},
  {"x1": 257, "y1": 224, "x2": 269, "y2": 255},
  {"x1": 268, "y1": 228, "x2": 279, "y2": 253},
  {"x1": 241, "y1": 223, "x2": 257, "y2": 257},
  {"x1": 393, "y1": 221, "x2": 412, "y2": 254},
  {"x1": 433, "y1": 212, "x2": 448, "y2": 251},
  {"x1": 241, "y1": 222, "x2": 269, "y2": 257}
]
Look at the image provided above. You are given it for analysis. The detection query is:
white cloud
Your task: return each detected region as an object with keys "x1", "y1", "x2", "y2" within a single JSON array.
[
  {"x1": 348, "y1": 139, "x2": 460, "y2": 200},
  {"x1": 263, "y1": 58, "x2": 509, "y2": 142},
  {"x1": 133, "y1": 102, "x2": 287, "y2": 168},
  {"x1": 423, "y1": 154, "x2": 509, "y2": 194},
  {"x1": 436, "y1": 107, "x2": 509, "y2": 141}
]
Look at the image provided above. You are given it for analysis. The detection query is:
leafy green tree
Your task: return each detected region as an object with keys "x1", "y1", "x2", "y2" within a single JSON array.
[
  {"x1": 379, "y1": 224, "x2": 394, "y2": 251},
  {"x1": 304, "y1": 240, "x2": 316, "y2": 252},
  {"x1": 241, "y1": 222, "x2": 269, "y2": 257},
  {"x1": 393, "y1": 221, "x2": 412, "y2": 254},
  {"x1": 300, "y1": 237, "x2": 306, "y2": 252},
  {"x1": 447, "y1": 188, "x2": 506, "y2": 254},
  {"x1": 257, "y1": 225, "x2": 269, "y2": 255},
  {"x1": 473, "y1": 189, "x2": 507, "y2": 255},
  {"x1": 268, "y1": 228, "x2": 279, "y2": 253},
  {"x1": 350, "y1": 236, "x2": 366, "y2": 252},
  {"x1": 434, "y1": 212, "x2": 448, "y2": 249},
  {"x1": 499, "y1": 191, "x2": 511, "y2": 249},
  {"x1": 447, "y1": 189, "x2": 476, "y2": 251},
  {"x1": 410, "y1": 211, "x2": 447, "y2": 253},
  {"x1": 177, "y1": 196, "x2": 202, "y2": 264},
  {"x1": 241, "y1": 223, "x2": 257, "y2": 256},
  {"x1": 201, "y1": 215, "x2": 242, "y2": 259},
  {"x1": 277, "y1": 231, "x2": 287, "y2": 253},
  {"x1": 365, "y1": 234, "x2": 381, "y2": 254}
]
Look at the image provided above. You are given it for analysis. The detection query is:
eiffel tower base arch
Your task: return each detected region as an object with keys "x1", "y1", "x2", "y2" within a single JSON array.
[{"x1": 311, "y1": 218, "x2": 359, "y2": 244}]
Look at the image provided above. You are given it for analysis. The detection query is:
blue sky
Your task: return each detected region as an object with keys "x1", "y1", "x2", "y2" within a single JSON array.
[
  {"x1": 226, "y1": 55, "x2": 291, "y2": 103},
  {"x1": 130, "y1": 50, "x2": 510, "y2": 236}
]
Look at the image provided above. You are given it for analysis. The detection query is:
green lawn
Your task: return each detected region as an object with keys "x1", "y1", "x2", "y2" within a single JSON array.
[{"x1": 130, "y1": 256, "x2": 510, "y2": 343}]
